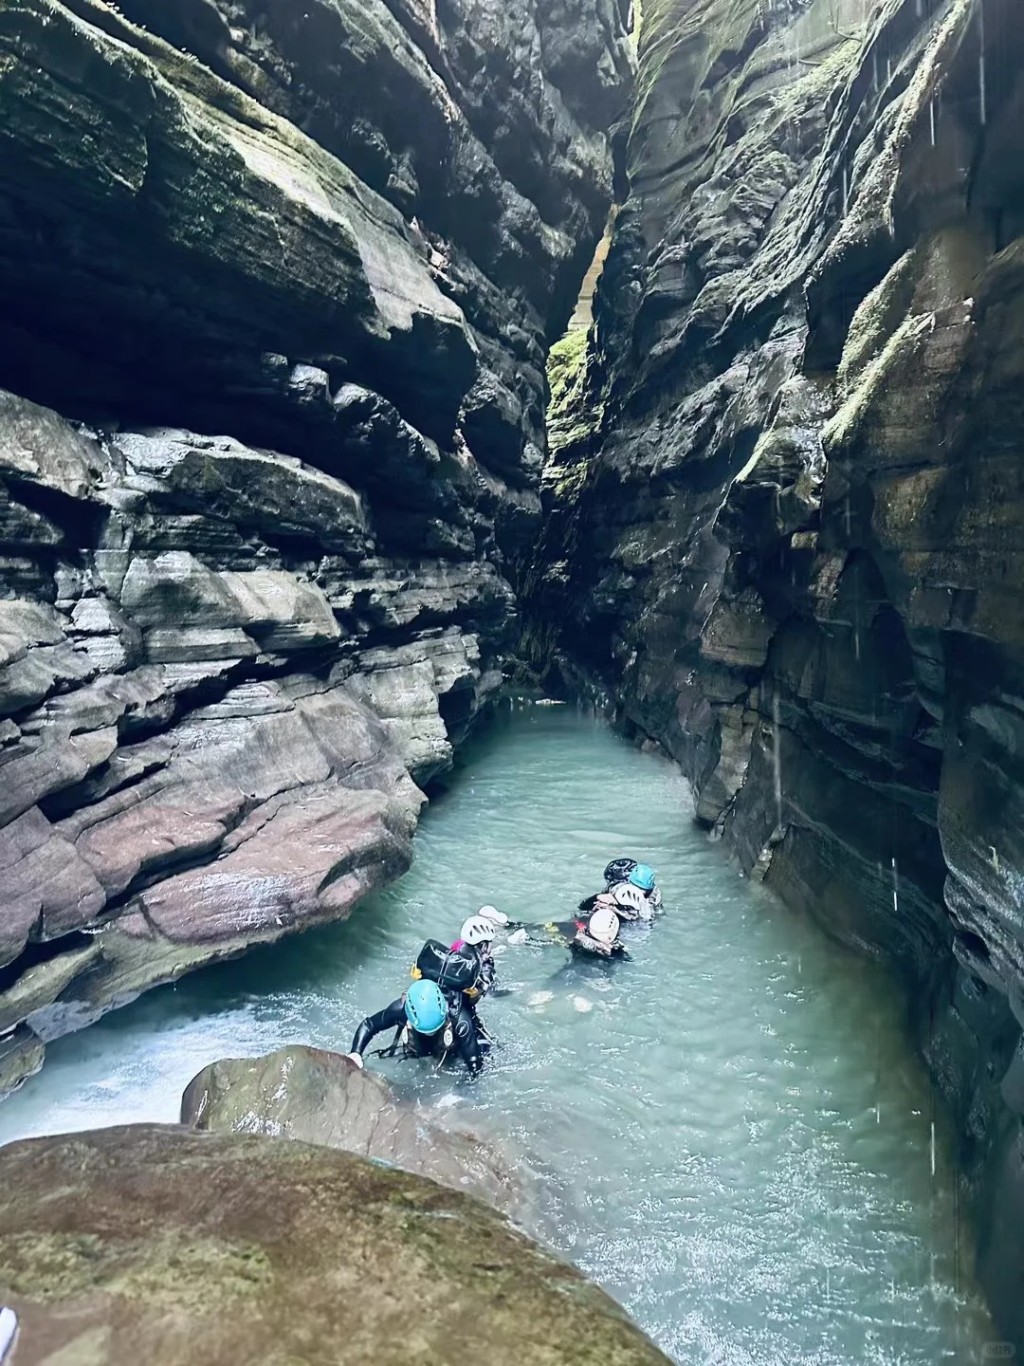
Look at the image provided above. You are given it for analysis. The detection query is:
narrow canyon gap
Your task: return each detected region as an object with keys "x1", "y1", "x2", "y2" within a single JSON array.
[{"x1": 1, "y1": 0, "x2": 1023, "y2": 1355}]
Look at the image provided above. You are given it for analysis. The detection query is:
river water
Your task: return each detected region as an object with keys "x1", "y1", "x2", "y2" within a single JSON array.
[{"x1": 0, "y1": 701, "x2": 997, "y2": 1363}]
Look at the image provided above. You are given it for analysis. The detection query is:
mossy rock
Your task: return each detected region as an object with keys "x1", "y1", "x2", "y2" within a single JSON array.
[
  {"x1": 546, "y1": 330, "x2": 600, "y2": 461},
  {"x1": 0, "y1": 1124, "x2": 671, "y2": 1365}
]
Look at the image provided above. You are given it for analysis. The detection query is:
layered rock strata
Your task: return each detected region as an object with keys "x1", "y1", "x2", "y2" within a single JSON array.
[
  {"x1": 0, "y1": 0, "x2": 632, "y2": 1091},
  {"x1": 533, "y1": 0, "x2": 1024, "y2": 1343}
]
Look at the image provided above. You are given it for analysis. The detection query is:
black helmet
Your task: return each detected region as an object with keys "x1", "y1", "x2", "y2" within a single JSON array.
[{"x1": 604, "y1": 857, "x2": 637, "y2": 887}]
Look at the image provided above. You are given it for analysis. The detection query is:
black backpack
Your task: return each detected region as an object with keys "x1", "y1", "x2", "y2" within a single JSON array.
[{"x1": 414, "y1": 939, "x2": 482, "y2": 996}]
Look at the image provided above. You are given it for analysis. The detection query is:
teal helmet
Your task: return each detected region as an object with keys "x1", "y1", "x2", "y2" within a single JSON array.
[
  {"x1": 629, "y1": 863, "x2": 656, "y2": 892},
  {"x1": 405, "y1": 979, "x2": 447, "y2": 1035}
]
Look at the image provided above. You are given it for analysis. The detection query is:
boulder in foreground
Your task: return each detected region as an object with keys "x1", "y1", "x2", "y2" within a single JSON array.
[
  {"x1": 181, "y1": 1044, "x2": 525, "y2": 1215},
  {"x1": 0, "y1": 1124, "x2": 671, "y2": 1365}
]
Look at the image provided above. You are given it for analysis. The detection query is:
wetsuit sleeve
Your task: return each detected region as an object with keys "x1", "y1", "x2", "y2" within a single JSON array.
[
  {"x1": 350, "y1": 998, "x2": 405, "y2": 1054},
  {"x1": 478, "y1": 955, "x2": 496, "y2": 994},
  {"x1": 451, "y1": 1002, "x2": 483, "y2": 1077}
]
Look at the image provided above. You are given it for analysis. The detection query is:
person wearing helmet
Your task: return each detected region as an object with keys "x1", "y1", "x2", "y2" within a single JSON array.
[
  {"x1": 617, "y1": 882, "x2": 654, "y2": 920},
  {"x1": 506, "y1": 905, "x2": 628, "y2": 960},
  {"x1": 580, "y1": 859, "x2": 662, "y2": 916},
  {"x1": 578, "y1": 882, "x2": 648, "y2": 922},
  {"x1": 580, "y1": 907, "x2": 626, "y2": 956},
  {"x1": 627, "y1": 862, "x2": 662, "y2": 909},
  {"x1": 448, "y1": 912, "x2": 502, "y2": 1050},
  {"x1": 603, "y1": 857, "x2": 638, "y2": 887},
  {"x1": 345, "y1": 978, "x2": 484, "y2": 1076},
  {"x1": 451, "y1": 912, "x2": 501, "y2": 985}
]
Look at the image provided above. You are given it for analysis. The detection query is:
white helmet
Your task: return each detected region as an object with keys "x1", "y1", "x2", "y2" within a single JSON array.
[
  {"x1": 477, "y1": 904, "x2": 509, "y2": 926},
  {"x1": 588, "y1": 907, "x2": 620, "y2": 945},
  {"x1": 611, "y1": 884, "x2": 648, "y2": 919},
  {"x1": 460, "y1": 916, "x2": 495, "y2": 946}
]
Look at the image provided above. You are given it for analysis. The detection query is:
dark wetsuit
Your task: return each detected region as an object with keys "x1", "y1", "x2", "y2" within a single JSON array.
[
  {"x1": 446, "y1": 939, "x2": 498, "y2": 1047},
  {"x1": 350, "y1": 995, "x2": 483, "y2": 1075}
]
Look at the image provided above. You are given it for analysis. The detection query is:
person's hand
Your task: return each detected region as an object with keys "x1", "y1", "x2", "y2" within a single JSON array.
[
  {"x1": 507, "y1": 928, "x2": 528, "y2": 946},
  {"x1": 344, "y1": 1052, "x2": 364, "y2": 1069}
]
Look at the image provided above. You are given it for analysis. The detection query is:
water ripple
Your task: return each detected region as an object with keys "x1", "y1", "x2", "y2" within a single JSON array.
[{"x1": 0, "y1": 703, "x2": 996, "y2": 1363}]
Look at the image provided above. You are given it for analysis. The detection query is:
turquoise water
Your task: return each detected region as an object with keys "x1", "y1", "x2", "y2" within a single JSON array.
[{"x1": 0, "y1": 701, "x2": 997, "y2": 1362}]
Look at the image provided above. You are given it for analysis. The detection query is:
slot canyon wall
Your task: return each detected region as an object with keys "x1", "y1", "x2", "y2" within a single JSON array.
[
  {"x1": 532, "y1": 0, "x2": 1024, "y2": 1342},
  {"x1": 0, "y1": 0, "x2": 633, "y2": 1092}
]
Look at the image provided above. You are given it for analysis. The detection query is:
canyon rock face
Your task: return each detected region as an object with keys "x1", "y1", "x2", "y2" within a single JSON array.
[
  {"x1": 533, "y1": 0, "x2": 1024, "y2": 1344},
  {"x1": 0, "y1": 0, "x2": 632, "y2": 1091},
  {"x1": 0, "y1": 1124, "x2": 672, "y2": 1365}
]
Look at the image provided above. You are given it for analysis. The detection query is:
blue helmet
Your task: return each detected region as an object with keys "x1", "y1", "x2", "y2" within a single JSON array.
[
  {"x1": 405, "y1": 979, "x2": 447, "y2": 1035},
  {"x1": 629, "y1": 863, "x2": 656, "y2": 893}
]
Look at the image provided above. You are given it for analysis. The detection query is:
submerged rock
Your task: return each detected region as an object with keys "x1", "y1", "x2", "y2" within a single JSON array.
[
  {"x1": 181, "y1": 1045, "x2": 524, "y2": 1215},
  {"x1": 0, "y1": 1124, "x2": 671, "y2": 1365}
]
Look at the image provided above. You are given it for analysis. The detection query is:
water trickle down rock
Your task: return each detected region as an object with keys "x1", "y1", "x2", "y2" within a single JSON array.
[
  {"x1": 532, "y1": 0, "x2": 1024, "y2": 1346},
  {"x1": 0, "y1": 0, "x2": 634, "y2": 1091}
]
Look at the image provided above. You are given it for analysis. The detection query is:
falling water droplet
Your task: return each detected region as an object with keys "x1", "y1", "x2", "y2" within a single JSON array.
[
  {"x1": 892, "y1": 857, "x2": 899, "y2": 915},
  {"x1": 872, "y1": 49, "x2": 879, "y2": 91},
  {"x1": 842, "y1": 164, "x2": 849, "y2": 215},
  {"x1": 887, "y1": 56, "x2": 892, "y2": 85},
  {"x1": 978, "y1": 0, "x2": 987, "y2": 124},
  {"x1": 929, "y1": 98, "x2": 936, "y2": 145},
  {"x1": 915, "y1": 0, "x2": 922, "y2": 15},
  {"x1": 772, "y1": 692, "x2": 783, "y2": 827},
  {"x1": 930, "y1": 1120, "x2": 937, "y2": 1176}
]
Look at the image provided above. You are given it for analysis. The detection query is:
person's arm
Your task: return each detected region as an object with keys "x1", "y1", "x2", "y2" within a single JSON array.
[
  {"x1": 509, "y1": 920, "x2": 574, "y2": 948},
  {"x1": 571, "y1": 928, "x2": 613, "y2": 957},
  {"x1": 349, "y1": 999, "x2": 405, "y2": 1057}
]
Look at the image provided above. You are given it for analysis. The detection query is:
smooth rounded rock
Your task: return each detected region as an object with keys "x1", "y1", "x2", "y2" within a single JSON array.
[
  {"x1": 0, "y1": 1124, "x2": 672, "y2": 1366},
  {"x1": 180, "y1": 1044, "x2": 524, "y2": 1215}
]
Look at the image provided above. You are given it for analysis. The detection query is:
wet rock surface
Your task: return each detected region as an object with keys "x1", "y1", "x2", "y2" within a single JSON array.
[
  {"x1": 0, "y1": 0, "x2": 632, "y2": 1091},
  {"x1": 181, "y1": 1044, "x2": 526, "y2": 1216},
  {"x1": 0, "y1": 1123, "x2": 671, "y2": 1365},
  {"x1": 532, "y1": 0, "x2": 1024, "y2": 1346}
]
